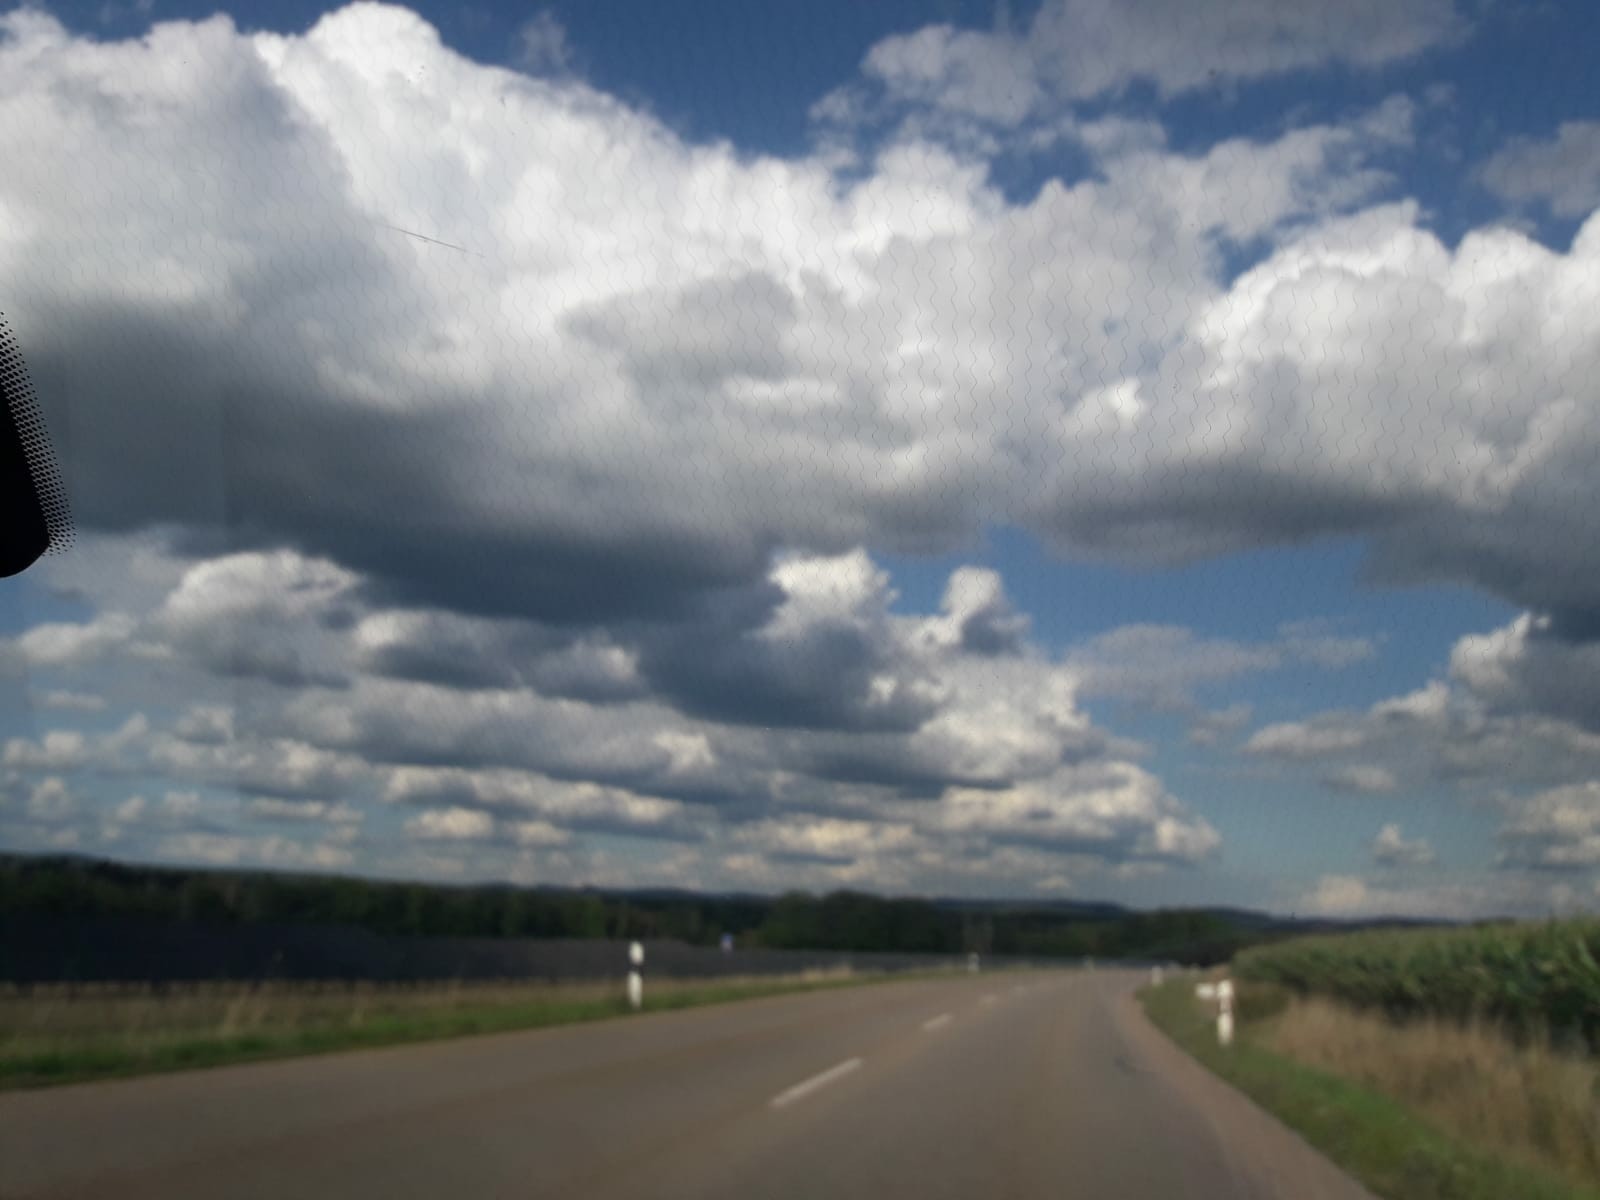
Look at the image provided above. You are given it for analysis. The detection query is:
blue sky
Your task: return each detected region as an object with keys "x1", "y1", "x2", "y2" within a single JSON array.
[{"x1": 3, "y1": 0, "x2": 1600, "y2": 916}]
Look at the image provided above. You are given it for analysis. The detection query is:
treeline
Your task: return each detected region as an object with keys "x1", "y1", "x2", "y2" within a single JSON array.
[{"x1": 1, "y1": 854, "x2": 1260, "y2": 964}]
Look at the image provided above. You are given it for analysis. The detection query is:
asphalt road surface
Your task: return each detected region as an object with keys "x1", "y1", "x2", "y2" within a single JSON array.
[{"x1": 0, "y1": 969, "x2": 1375, "y2": 1199}]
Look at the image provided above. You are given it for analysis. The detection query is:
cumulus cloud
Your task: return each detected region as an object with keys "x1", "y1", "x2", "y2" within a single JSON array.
[
  {"x1": 1371, "y1": 822, "x2": 1434, "y2": 866},
  {"x1": 938, "y1": 761, "x2": 1219, "y2": 864},
  {"x1": 3, "y1": 716, "x2": 147, "y2": 773},
  {"x1": 1480, "y1": 121, "x2": 1600, "y2": 218},
  {"x1": 148, "y1": 729, "x2": 372, "y2": 800},
  {"x1": 3, "y1": 730, "x2": 89, "y2": 773},
  {"x1": 2, "y1": 4, "x2": 1596, "y2": 897},
  {"x1": 406, "y1": 806, "x2": 496, "y2": 842},
  {"x1": 26, "y1": 777, "x2": 77, "y2": 820},
  {"x1": 0, "y1": 534, "x2": 1218, "y2": 890},
  {"x1": 4, "y1": 4, "x2": 1592, "y2": 642},
  {"x1": 1496, "y1": 782, "x2": 1600, "y2": 872},
  {"x1": 148, "y1": 551, "x2": 357, "y2": 687},
  {"x1": 1, "y1": 615, "x2": 137, "y2": 672},
  {"x1": 383, "y1": 767, "x2": 700, "y2": 842},
  {"x1": 1241, "y1": 616, "x2": 1600, "y2": 801},
  {"x1": 1449, "y1": 614, "x2": 1600, "y2": 733}
]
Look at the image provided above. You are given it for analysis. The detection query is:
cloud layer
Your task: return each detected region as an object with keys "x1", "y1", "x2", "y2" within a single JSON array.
[{"x1": 0, "y1": 3, "x2": 1596, "y2": 911}]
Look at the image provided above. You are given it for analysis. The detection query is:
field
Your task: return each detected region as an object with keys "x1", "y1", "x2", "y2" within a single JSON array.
[
  {"x1": 0, "y1": 966, "x2": 901, "y2": 1090},
  {"x1": 1233, "y1": 918, "x2": 1600, "y2": 1052},
  {"x1": 1144, "y1": 918, "x2": 1600, "y2": 1200},
  {"x1": 1141, "y1": 978, "x2": 1598, "y2": 1200},
  {"x1": 1263, "y1": 991, "x2": 1600, "y2": 1186}
]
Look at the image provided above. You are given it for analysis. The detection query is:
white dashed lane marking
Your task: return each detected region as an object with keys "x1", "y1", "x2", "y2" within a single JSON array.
[{"x1": 769, "y1": 1058, "x2": 864, "y2": 1109}]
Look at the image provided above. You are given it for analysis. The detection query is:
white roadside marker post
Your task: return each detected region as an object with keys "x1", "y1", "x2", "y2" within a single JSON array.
[
  {"x1": 1151, "y1": 965, "x2": 1164, "y2": 987},
  {"x1": 1216, "y1": 978, "x2": 1234, "y2": 1047},
  {"x1": 627, "y1": 940, "x2": 644, "y2": 1011}
]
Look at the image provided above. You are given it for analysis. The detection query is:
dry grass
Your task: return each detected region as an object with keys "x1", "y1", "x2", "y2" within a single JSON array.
[
  {"x1": 0, "y1": 967, "x2": 874, "y2": 1087},
  {"x1": 1261, "y1": 991, "x2": 1600, "y2": 1188},
  {"x1": 3, "y1": 978, "x2": 606, "y2": 1044}
]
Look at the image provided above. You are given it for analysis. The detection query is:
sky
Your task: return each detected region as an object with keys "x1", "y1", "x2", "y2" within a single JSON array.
[{"x1": 2, "y1": 0, "x2": 1600, "y2": 918}]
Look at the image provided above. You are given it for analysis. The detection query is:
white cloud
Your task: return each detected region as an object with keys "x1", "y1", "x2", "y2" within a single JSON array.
[
  {"x1": 734, "y1": 816, "x2": 921, "y2": 866},
  {"x1": 149, "y1": 551, "x2": 357, "y2": 687},
  {"x1": 1, "y1": 3, "x2": 1596, "y2": 900},
  {"x1": 1068, "y1": 621, "x2": 1371, "y2": 712},
  {"x1": 405, "y1": 806, "x2": 496, "y2": 842},
  {"x1": 833, "y1": 0, "x2": 1459, "y2": 136},
  {"x1": 1244, "y1": 722, "x2": 1368, "y2": 759},
  {"x1": 3, "y1": 730, "x2": 88, "y2": 772},
  {"x1": 515, "y1": 11, "x2": 573, "y2": 76},
  {"x1": 243, "y1": 796, "x2": 362, "y2": 824},
  {"x1": 1325, "y1": 764, "x2": 1399, "y2": 794},
  {"x1": 1449, "y1": 614, "x2": 1600, "y2": 733},
  {"x1": 508, "y1": 819, "x2": 568, "y2": 848},
  {"x1": 173, "y1": 704, "x2": 236, "y2": 745},
  {"x1": 148, "y1": 730, "x2": 371, "y2": 800},
  {"x1": 1243, "y1": 617, "x2": 1600, "y2": 802},
  {"x1": 37, "y1": 690, "x2": 108, "y2": 713},
  {"x1": 1, "y1": 615, "x2": 136, "y2": 671},
  {"x1": 1301, "y1": 873, "x2": 1372, "y2": 915},
  {"x1": 938, "y1": 761, "x2": 1219, "y2": 864},
  {"x1": 156, "y1": 831, "x2": 354, "y2": 870},
  {"x1": 1188, "y1": 703, "x2": 1253, "y2": 747},
  {"x1": 26, "y1": 776, "x2": 77, "y2": 820},
  {"x1": 1496, "y1": 782, "x2": 1600, "y2": 872},
  {"x1": 160, "y1": 790, "x2": 203, "y2": 819},
  {"x1": 0, "y1": 5, "x2": 1589, "y2": 640},
  {"x1": 1279, "y1": 621, "x2": 1378, "y2": 670},
  {"x1": 383, "y1": 767, "x2": 696, "y2": 839},
  {"x1": 1297, "y1": 871, "x2": 1585, "y2": 920},
  {"x1": 1372, "y1": 680, "x2": 1451, "y2": 724},
  {"x1": 1371, "y1": 822, "x2": 1434, "y2": 866},
  {"x1": 1480, "y1": 121, "x2": 1600, "y2": 218}
]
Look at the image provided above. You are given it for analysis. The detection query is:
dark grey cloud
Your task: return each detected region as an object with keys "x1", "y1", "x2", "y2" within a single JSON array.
[
  {"x1": 634, "y1": 612, "x2": 934, "y2": 734},
  {"x1": 1449, "y1": 614, "x2": 1600, "y2": 734}
]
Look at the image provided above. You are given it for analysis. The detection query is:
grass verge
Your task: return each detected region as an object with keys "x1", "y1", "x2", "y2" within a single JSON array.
[
  {"x1": 1139, "y1": 978, "x2": 1600, "y2": 1200},
  {"x1": 0, "y1": 967, "x2": 952, "y2": 1091}
]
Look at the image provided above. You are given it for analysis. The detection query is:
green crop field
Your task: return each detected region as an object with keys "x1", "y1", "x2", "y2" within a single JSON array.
[{"x1": 1234, "y1": 918, "x2": 1600, "y2": 1052}]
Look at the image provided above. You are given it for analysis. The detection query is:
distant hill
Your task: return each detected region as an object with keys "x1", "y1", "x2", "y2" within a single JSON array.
[{"x1": 0, "y1": 853, "x2": 1435, "y2": 973}]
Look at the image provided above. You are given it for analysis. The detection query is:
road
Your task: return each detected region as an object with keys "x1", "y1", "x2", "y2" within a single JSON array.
[{"x1": 0, "y1": 969, "x2": 1374, "y2": 1199}]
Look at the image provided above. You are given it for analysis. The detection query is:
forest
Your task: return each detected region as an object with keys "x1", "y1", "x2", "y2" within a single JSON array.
[{"x1": 0, "y1": 853, "x2": 1316, "y2": 966}]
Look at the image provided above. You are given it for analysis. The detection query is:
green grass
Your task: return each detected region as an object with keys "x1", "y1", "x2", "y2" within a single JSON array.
[
  {"x1": 0, "y1": 968, "x2": 954, "y2": 1091},
  {"x1": 1140, "y1": 978, "x2": 1600, "y2": 1200}
]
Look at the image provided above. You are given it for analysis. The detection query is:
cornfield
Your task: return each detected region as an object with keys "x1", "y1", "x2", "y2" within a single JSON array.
[{"x1": 1234, "y1": 919, "x2": 1600, "y2": 1053}]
